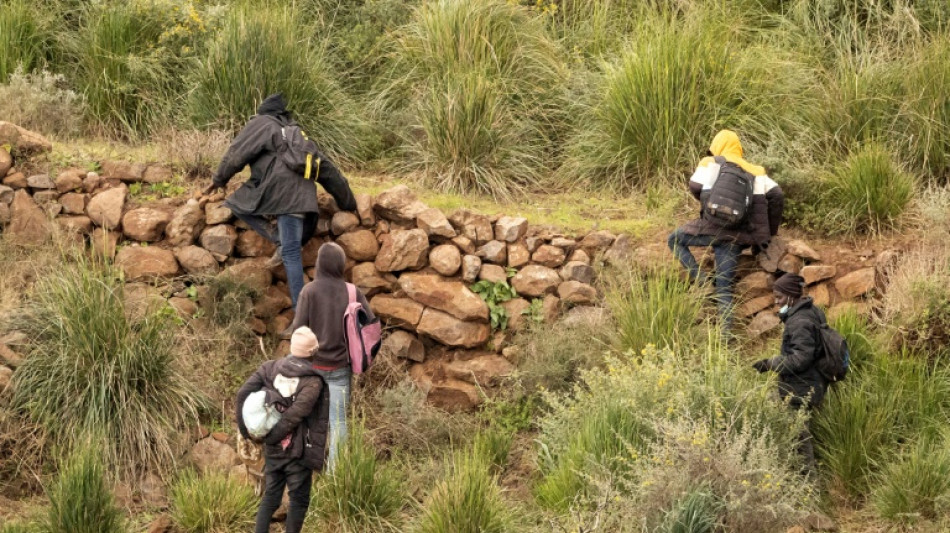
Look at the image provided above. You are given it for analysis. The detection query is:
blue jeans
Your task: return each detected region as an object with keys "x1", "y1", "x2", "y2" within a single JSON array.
[
  {"x1": 667, "y1": 228, "x2": 745, "y2": 331},
  {"x1": 234, "y1": 213, "x2": 305, "y2": 308},
  {"x1": 312, "y1": 366, "x2": 351, "y2": 473}
]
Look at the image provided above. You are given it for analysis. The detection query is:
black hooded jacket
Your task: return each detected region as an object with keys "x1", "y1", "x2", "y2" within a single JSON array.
[
  {"x1": 764, "y1": 297, "x2": 829, "y2": 408},
  {"x1": 291, "y1": 243, "x2": 375, "y2": 369},
  {"x1": 213, "y1": 93, "x2": 356, "y2": 217}
]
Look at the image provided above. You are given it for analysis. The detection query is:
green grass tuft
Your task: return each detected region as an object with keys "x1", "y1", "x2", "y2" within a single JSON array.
[
  {"x1": 828, "y1": 143, "x2": 915, "y2": 234},
  {"x1": 45, "y1": 444, "x2": 124, "y2": 533},
  {"x1": 417, "y1": 447, "x2": 510, "y2": 533},
  {"x1": 873, "y1": 434, "x2": 950, "y2": 523},
  {"x1": 169, "y1": 469, "x2": 257, "y2": 533}
]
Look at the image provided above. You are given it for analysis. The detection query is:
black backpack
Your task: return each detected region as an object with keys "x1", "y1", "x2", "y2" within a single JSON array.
[
  {"x1": 702, "y1": 156, "x2": 755, "y2": 229},
  {"x1": 266, "y1": 116, "x2": 321, "y2": 181},
  {"x1": 816, "y1": 321, "x2": 850, "y2": 382}
]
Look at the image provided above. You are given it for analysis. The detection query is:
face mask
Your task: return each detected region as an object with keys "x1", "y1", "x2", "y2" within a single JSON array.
[{"x1": 779, "y1": 304, "x2": 789, "y2": 314}]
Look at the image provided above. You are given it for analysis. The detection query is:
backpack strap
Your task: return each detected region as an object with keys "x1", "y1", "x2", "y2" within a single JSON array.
[
  {"x1": 713, "y1": 155, "x2": 727, "y2": 165},
  {"x1": 345, "y1": 282, "x2": 357, "y2": 305}
]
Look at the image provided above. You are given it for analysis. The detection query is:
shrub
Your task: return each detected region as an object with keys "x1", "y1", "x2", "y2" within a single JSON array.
[
  {"x1": 512, "y1": 318, "x2": 609, "y2": 394},
  {"x1": 0, "y1": 0, "x2": 50, "y2": 82},
  {"x1": 153, "y1": 127, "x2": 230, "y2": 180},
  {"x1": 381, "y1": 0, "x2": 566, "y2": 198},
  {"x1": 311, "y1": 423, "x2": 403, "y2": 529},
  {"x1": 873, "y1": 434, "x2": 950, "y2": 523},
  {"x1": 903, "y1": 35, "x2": 950, "y2": 182},
  {"x1": 0, "y1": 69, "x2": 84, "y2": 138},
  {"x1": 416, "y1": 447, "x2": 511, "y2": 533},
  {"x1": 44, "y1": 444, "x2": 124, "y2": 533},
  {"x1": 187, "y1": 2, "x2": 372, "y2": 161},
  {"x1": 879, "y1": 245, "x2": 950, "y2": 358},
  {"x1": 827, "y1": 143, "x2": 915, "y2": 234},
  {"x1": 659, "y1": 487, "x2": 722, "y2": 533},
  {"x1": 8, "y1": 257, "x2": 205, "y2": 479},
  {"x1": 169, "y1": 470, "x2": 257, "y2": 533}
]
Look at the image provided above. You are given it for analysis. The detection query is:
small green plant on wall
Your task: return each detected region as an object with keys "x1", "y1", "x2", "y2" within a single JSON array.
[{"x1": 470, "y1": 279, "x2": 517, "y2": 331}]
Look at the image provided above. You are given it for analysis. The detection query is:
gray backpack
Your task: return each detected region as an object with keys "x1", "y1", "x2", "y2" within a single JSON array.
[
  {"x1": 702, "y1": 156, "x2": 755, "y2": 229},
  {"x1": 266, "y1": 116, "x2": 320, "y2": 181}
]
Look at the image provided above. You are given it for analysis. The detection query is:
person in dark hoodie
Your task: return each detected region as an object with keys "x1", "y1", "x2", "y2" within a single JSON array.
[
  {"x1": 205, "y1": 94, "x2": 357, "y2": 337},
  {"x1": 290, "y1": 242, "x2": 374, "y2": 472},
  {"x1": 752, "y1": 273, "x2": 829, "y2": 474},
  {"x1": 236, "y1": 326, "x2": 329, "y2": 533}
]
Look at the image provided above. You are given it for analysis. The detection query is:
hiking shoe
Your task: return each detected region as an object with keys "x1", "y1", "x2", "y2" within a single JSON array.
[{"x1": 265, "y1": 246, "x2": 283, "y2": 268}]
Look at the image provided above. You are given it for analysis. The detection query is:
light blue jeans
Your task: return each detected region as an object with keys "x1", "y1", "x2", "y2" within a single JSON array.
[
  {"x1": 233, "y1": 212, "x2": 305, "y2": 308},
  {"x1": 313, "y1": 366, "x2": 351, "y2": 473}
]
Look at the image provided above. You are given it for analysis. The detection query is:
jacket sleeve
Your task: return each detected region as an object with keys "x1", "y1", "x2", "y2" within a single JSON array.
[
  {"x1": 316, "y1": 157, "x2": 357, "y2": 211},
  {"x1": 212, "y1": 116, "x2": 274, "y2": 188},
  {"x1": 235, "y1": 368, "x2": 266, "y2": 440},
  {"x1": 264, "y1": 377, "x2": 323, "y2": 445},
  {"x1": 769, "y1": 319, "x2": 818, "y2": 375},
  {"x1": 290, "y1": 288, "x2": 312, "y2": 331},
  {"x1": 765, "y1": 182, "x2": 784, "y2": 237}
]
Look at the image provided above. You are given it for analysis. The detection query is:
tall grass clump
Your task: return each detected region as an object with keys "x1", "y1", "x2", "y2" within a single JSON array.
[
  {"x1": 417, "y1": 447, "x2": 511, "y2": 533},
  {"x1": 903, "y1": 35, "x2": 950, "y2": 182},
  {"x1": 8, "y1": 257, "x2": 205, "y2": 479},
  {"x1": 44, "y1": 444, "x2": 124, "y2": 533},
  {"x1": 872, "y1": 434, "x2": 950, "y2": 523},
  {"x1": 879, "y1": 245, "x2": 950, "y2": 358},
  {"x1": 311, "y1": 424, "x2": 403, "y2": 529},
  {"x1": 570, "y1": 11, "x2": 792, "y2": 189},
  {"x1": 169, "y1": 470, "x2": 257, "y2": 533},
  {"x1": 188, "y1": 2, "x2": 372, "y2": 160},
  {"x1": 381, "y1": 0, "x2": 567, "y2": 198},
  {"x1": 0, "y1": 0, "x2": 50, "y2": 82},
  {"x1": 827, "y1": 143, "x2": 915, "y2": 234}
]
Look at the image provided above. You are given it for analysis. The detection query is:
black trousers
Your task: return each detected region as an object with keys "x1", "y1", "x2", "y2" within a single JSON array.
[{"x1": 255, "y1": 458, "x2": 313, "y2": 533}]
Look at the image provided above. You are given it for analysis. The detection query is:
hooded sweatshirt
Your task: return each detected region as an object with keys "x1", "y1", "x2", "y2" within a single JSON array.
[
  {"x1": 291, "y1": 243, "x2": 375, "y2": 369},
  {"x1": 681, "y1": 130, "x2": 785, "y2": 247}
]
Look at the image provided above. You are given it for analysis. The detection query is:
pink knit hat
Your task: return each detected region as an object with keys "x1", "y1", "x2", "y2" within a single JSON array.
[{"x1": 290, "y1": 326, "x2": 318, "y2": 357}]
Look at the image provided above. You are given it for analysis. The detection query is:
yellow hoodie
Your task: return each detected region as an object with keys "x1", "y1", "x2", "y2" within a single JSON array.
[{"x1": 697, "y1": 130, "x2": 766, "y2": 176}]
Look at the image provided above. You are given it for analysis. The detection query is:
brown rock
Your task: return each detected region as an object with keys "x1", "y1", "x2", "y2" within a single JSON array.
[
  {"x1": 204, "y1": 201, "x2": 233, "y2": 225},
  {"x1": 176, "y1": 246, "x2": 219, "y2": 276},
  {"x1": 189, "y1": 437, "x2": 239, "y2": 473},
  {"x1": 0, "y1": 344, "x2": 24, "y2": 367},
  {"x1": 56, "y1": 215, "x2": 93, "y2": 235},
  {"x1": 166, "y1": 199, "x2": 206, "y2": 247},
  {"x1": 116, "y1": 246, "x2": 179, "y2": 281},
  {"x1": 253, "y1": 285, "x2": 293, "y2": 320},
  {"x1": 60, "y1": 192, "x2": 88, "y2": 215},
  {"x1": 0, "y1": 121, "x2": 52, "y2": 153},
  {"x1": 494, "y1": 216, "x2": 528, "y2": 242},
  {"x1": 477, "y1": 240, "x2": 507, "y2": 264},
  {"x1": 236, "y1": 230, "x2": 276, "y2": 258},
  {"x1": 417, "y1": 308, "x2": 490, "y2": 348},
  {"x1": 382, "y1": 330, "x2": 425, "y2": 362},
  {"x1": 331, "y1": 211, "x2": 360, "y2": 235},
  {"x1": 787, "y1": 239, "x2": 821, "y2": 261},
  {"x1": 429, "y1": 244, "x2": 462, "y2": 277},
  {"x1": 578, "y1": 230, "x2": 616, "y2": 256},
  {"x1": 507, "y1": 242, "x2": 531, "y2": 268},
  {"x1": 7, "y1": 189, "x2": 51, "y2": 245},
  {"x1": 603, "y1": 234, "x2": 635, "y2": 266},
  {"x1": 449, "y1": 209, "x2": 493, "y2": 244},
  {"x1": 200, "y1": 224, "x2": 238, "y2": 258},
  {"x1": 0, "y1": 147, "x2": 10, "y2": 179},
  {"x1": 478, "y1": 264, "x2": 508, "y2": 283},
  {"x1": 375, "y1": 229, "x2": 429, "y2": 272},
  {"x1": 557, "y1": 281, "x2": 597, "y2": 305},
  {"x1": 82, "y1": 172, "x2": 100, "y2": 193},
  {"x1": 2, "y1": 171, "x2": 27, "y2": 189},
  {"x1": 337, "y1": 229, "x2": 379, "y2": 262},
  {"x1": 101, "y1": 160, "x2": 146, "y2": 182},
  {"x1": 801, "y1": 265, "x2": 837, "y2": 286},
  {"x1": 355, "y1": 193, "x2": 375, "y2": 226},
  {"x1": 122, "y1": 207, "x2": 172, "y2": 242},
  {"x1": 26, "y1": 173, "x2": 55, "y2": 189},
  {"x1": 738, "y1": 295, "x2": 774, "y2": 318},
  {"x1": 168, "y1": 296, "x2": 198, "y2": 319},
  {"x1": 445, "y1": 354, "x2": 514, "y2": 386},
  {"x1": 351, "y1": 262, "x2": 396, "y2": 295},
  {"x1": 374, "y1": 184, "x2": 427, "y2": 223},
  {"x1": 399, "y1": 273, "x2": 489, "y2": 321},
  {"x1": 146, "y1": 514, "x2": 174, "y2": 533},
  {"x1": 86, "y1": 186, "x2": 127, "y2": 229},
  {"x1": 0, "y1": 365, "x2": 13, "y2": 393},
  {"x1": 370, "y1": 295, "x2": 425, "y2": 328},
  {"x1": 55, "y1": 169, "x2": 85, "y2": 193},
  {"x1": 451, "y1": 235, "x2": 476, "y2": 254},
  {"x1": 318, "y1": 192, "x2": 340, "y2": 216},
  {"x1": 0, "y1": 184, "x2": 12, "y2": 205},
  {"x1": 559, "y1": 261, "x2": 595, "y2": 284},
  {"x1": 91, "y1": 228, "x2": 120, "y2": 260},
  {"x1": 501, "y1": 298, "x2": 532, "y2": 330},
  {"x1": 777, "y1": 253, "x2": 803, "y2": 274},
  {"x1": 426, "y1": 378, "x2": 480, "y2": 411},
  {"x1": 542, "y1": 294, "x2": 560, "y2": 322},
  {"x1": 417, "y1": 207, "x2": 456, "y2": 238},
  {"x1": 220, "y1": 258, "x2": 273, "y2": 292},
  {"x1": 551, "y1": 237, "x2": 577, "y2": 249},
  {"x1": 0, "y1": 202, "x2": 8, "y2": 225},
  {"x1": 835, "y1": 268, "x2": 876, "y2": 300},
  {"x1": 747, "y1": 311, "x2": 781, "y2": 337},
  {"x1": 569, "y1": 249, "x2": 591, "y2": 264},
  {"x1": 143, "y1": 165, "x2": 172, "y2": 185},
  {"x1": 462, "y1": 255, "x2": 481, "y2": 283},
  {"x1": 33, "y1": 190, "x2": 60, "y2": 206},
  {"x1": 737, "y1": 271, "x2": 773, "y2": 295},
  {"x1": 511, "y1": 265, "x2": 561, "y2": 297},
  {"x1": 533, "y1": 244, "x2": 566, "y2": 268},
  {"x1": 757, "y1": 236, "x2": 788, "y2": 273},
  {"x1": 809, "y1": 282, "x2": 831, "y2": 308}
]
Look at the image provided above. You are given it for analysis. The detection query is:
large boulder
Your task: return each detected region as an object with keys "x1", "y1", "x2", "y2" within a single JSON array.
[
  {"x1": 801, "y1": 265, "x2": 837, "y2": 286},
  {"x1": 533, "y1": 244, "x2": 566, "y2": 268},
  {"x1": 374, "y1": 185, "x2": 427, "y2": 223},
  {"x1": 236, "y1": 230, "x2": 276, "y2": 258},
  {"x1": 337, "y1": 229, "x2": 379, "y2": 261},
  {"x1": 399, "y1": 273, "x2": 489, "y2": 321},
  {"x1": 143, "y1": 165, "x2": 172, "y2": 185},
  {"x1": 835, "y1": 268, "x2": 876, "y2": 300},
  {"x1": 417, "y1": 208, "x2": 456, "y2": 238},
  {"x1": 331, "y1": 211, "x2": 360, "y2": 235},
  {"x1": 747, "y1": 311, "x2": 781, "y2": 337},
  {"x1": 507, "y1": 242, "x2": 531, "y2": 268},
  {"x1": 220, "y1": 258, "x2": 273, "y2": 292},
  {"x1": 86, "y1": 186, "x2": 127, "y2": 229},
  {"x1": 175, "y1": 246, "x2": 220, "y2": 276},
  {"x1": 381, "y1": 330, "x2": 425, "y2": 362},
  {"x1": 116, "y1": 246, "x2": 180, "y2": 281},
  {"x1": 416, "y1": 308, "x2": 490, "y2": 348},
  {"x1": 7, "y1": 190, "x2": 51, "y2": 245},
  {"x1": 738, "y1": 295, "x2": 775, "y2": 318},
  {"x1": 351, "y1": 262, "x2": 396, "y2": 295},
  {"x1": 494, "y1": 216, "x2": 528, "y2": 243},
  {"x1": 511, "y1": 265, "x2": 561, "y2": 297},
  {"x1": 478, "y1": 264, "x2": 507, "y2": 283},
  {"x1": 786, "y1": 239, "x2": 821, "y2": 262},
  {"x1": 355, "y1": 193, "x2": 375, "y2": 226},
  {"x1": 26, "y1": 174, "x2": 55, "y2": 190},
  {"x1": 2, "y1": 171, "x2": 27, "y2": 189},
  {"x1": 449, "y1": 209, "x2": 493, "y2": 245},
  {"x1": 253, "y1": 285, "x2": 293, "y2": 320},
  {"x1": 557, "y1": 281, "x2": 597, "y2": 306},
  {"x1": 101, "y1": 160, "x2": 147, "y2": 183},
  {"x1": 0, "y1": 184, "x2": 13, "y2": 204},
  {"x1": 204, "y1": 202, "x2": 233, "y2": 225},
  {"x1": 166, "y1": 200, "x2": 206, "y2": 247},
  {"x1": 56, "y1": 215, "x2": 93, "y2": 236},
  {"x1": 200, "y1": 224, "x2": 238, "y2": 259},
  {"x1": 375, "y1": 229, "x2": 429, "y2": 272},
  {"x1": 501, "y1": 298, "x2": 532, "y2": 330},
  {"x1": 477, "y1": 240, "x2": 507, "y2": 264},
  {"x1": 370, "y1": 295, "x2": 425, "y2": 328},
  {"x1": 122, "y1": 207, "x2": 172, "y2": 242},
  {"x1": 0, "y1": 121, "x2": 52, "y2": 154},
  {"x1": 429, "y1": 244, "x2": 462, "y2": 276}
]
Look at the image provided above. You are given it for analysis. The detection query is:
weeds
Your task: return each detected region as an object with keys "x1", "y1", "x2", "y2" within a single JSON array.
[
  {"x1": 169, "y1": 469, "x2": 257, "y2": 533},
  {"x1": 873, "y1": 434, "x2": 950, "y2": 523},
  {"x1": 879, "y1": 245, "x2": 950, "y2": 358},
  {"x1": 417, "y1": 446, "x2": 511, "y2": 533},
  {"x1": 44, "y1": 443, "x2": 124, "y2": 533},
  {"x1": 0, "y1": 0, "x2": 50, "y2": 83},
  {"x1": 0, "y1": 69, "x2": 83, "y2": 138},
  {"x1": 827, "y1": 143, "x2": 915, "y2": 234}
]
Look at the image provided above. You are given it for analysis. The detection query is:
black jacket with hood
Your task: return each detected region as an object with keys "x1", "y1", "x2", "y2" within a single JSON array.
[
  {"x1": 763, "y1": 297, "x2": 829, "y2": 409},
  {"x1": 213, "y1": 93, "x2": 356, "y2": 218},
  {"x1": 235, "y1": 355, "x2": 330, "y2": 471}
]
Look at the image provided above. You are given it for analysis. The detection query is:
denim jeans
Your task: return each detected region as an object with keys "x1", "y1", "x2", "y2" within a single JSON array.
[
  {"x1": 254, "y1": 458, "x2": 312, "y2": 533},
  {"x1": 234, "y1": 212, "x2": 305, "y2": 308},
  {"x1": 312, "y1": 366, "x2": 351, "y2": 473},
  {"x1": 667, "y1": 228, "x2": 745, "y2": 331}
]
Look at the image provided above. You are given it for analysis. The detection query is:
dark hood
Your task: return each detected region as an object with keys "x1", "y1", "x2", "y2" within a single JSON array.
[
  {"x1": 275, "y1": 355, "x2": 318, "y2": 377},
  {"x1": 780, "y1": 296, "x2": 814, "y2": 322},
  {"x1": 315, "y1": 242, "x2": 345, "y2": 279},
  {"x1": 257, "y1": 93, "x2": 290, "y2": 119}
]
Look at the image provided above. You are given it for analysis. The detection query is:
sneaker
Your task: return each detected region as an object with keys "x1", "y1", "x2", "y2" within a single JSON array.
[{"x1": 265, "y1": 246, "x2": 283, "y2": 268}]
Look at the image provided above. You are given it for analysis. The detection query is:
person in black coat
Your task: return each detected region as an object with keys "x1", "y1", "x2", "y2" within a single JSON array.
[
  {"x1": 205, "y1": 94, "x2": 357, "y2": 337},
  {"x1": 752, "y1": 273, "x2": 829, "y2": 474}
]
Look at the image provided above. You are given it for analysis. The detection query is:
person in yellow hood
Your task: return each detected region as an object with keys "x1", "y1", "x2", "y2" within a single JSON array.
[{"x1": 667, "y1": 130, "x2": 785, "y2": 332}]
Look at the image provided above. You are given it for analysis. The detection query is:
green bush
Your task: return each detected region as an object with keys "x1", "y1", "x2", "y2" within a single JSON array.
[
  {"x1": 0, "y1": 69, "x2": 84, "y2": 138},
  {"x1": 828, "y1": 143, "x2": 915, "y2": 234},
  {"x1": 660, "y1": 487, "x2": 722, "y2": 533},
  {"x1": 873, "y1": 434, "x2": 950, "y2": 523},
  {"x1": 0, "y1": 0, "x2": 50, "y2": 82},
  {"x1": 417, "y1": 447, "x2": 511, "y2": 533},
  {"x1": 187, "y1": 2, "x2": 372, "y2": 161},
  {"x1": 904, "y1": 35, "x2": 950, "y2": 183},
  {"x1": 382, "y1": 0, "x2": 566, "y2": 197},
  {"x1": 169, "y1": 470, "x2": 257, "y2": 533},
  {"x1": 8, "y1": 257, "x2": 205, "y2": 479},
  {"x1": 45, "y1": 445, "x2": 124, "y2": 533},
  {"x1": 311, "y1": 423, "x2": 403, "y2": 528}
]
